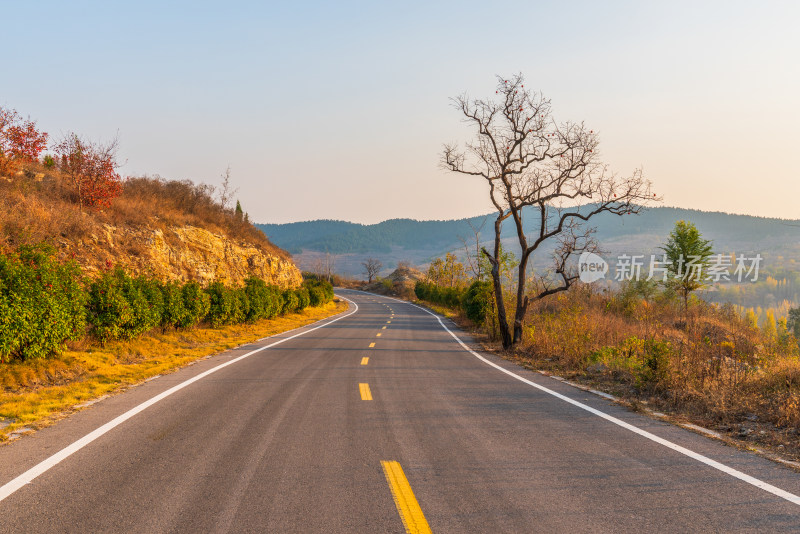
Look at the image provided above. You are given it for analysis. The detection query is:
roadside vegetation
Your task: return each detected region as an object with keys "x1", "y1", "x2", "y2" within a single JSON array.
[
  {"x1": 411, "y1": 222, "x2": 800, "y2": 459},
  {"x1": 0, "y1": 299, "x2": 344, "y2": 440},
  {"x1": 406, "y1": 74, "x2": 800, "y2": 459},
  {"x1": 0, "y1": 104, "x2": 339, "y2": 440},
  {"x1": 0, "y1": 242, "x2": 337, "y2": 440}
]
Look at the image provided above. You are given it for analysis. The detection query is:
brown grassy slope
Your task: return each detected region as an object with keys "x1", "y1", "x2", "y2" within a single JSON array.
[{"x1": 0, "y1": 165, "x2": 292, "y2": 280}]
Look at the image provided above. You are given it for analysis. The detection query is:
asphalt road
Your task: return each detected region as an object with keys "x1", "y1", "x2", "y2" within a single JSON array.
[{"x1": 1, "y1": 289, "x2": 800, "y2": 533}]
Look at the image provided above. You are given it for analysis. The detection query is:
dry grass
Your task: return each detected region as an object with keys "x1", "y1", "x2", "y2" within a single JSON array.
[
  {"x1": 505, "y1": 286, "x2": 800, "y2": 457},
  {"x1": 0, "y1": 163, "x2": 288, "y2": 260},
  {"x1": 0, "y1": 300, "x2": 346, "y2": 440}
]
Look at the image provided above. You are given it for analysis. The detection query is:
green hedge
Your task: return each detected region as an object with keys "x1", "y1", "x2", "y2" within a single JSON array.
[
  {"x1": 414, "y1": 280, "x2": 464, "y2": 309},
  {"x1": 0, "y1": 245, "x2": 87, "y2": 361},
  {"x1": 206, "y1": 282, "x2": 249, "y2": 327},
  {"x1": 282, "y1": 289, "x2": 300, "y2": 314},
  {"x1": 0, "y1": 246, "x2": 334, "y2": 360},
  {"x1": 180, "y1": 281, "x2": 211, "y2": 329},
  {"x1": 415, "y1": 280, "x2": 492, "y2": 326},
  {"x1": 304, "y1": 279, "x2": 334, "y2": 307},
  {"x1": 244, "y1": 277, "x2": 284, "y2": 321},
  {"x1": 87, "y1": 268, "x2": 164, "y2": 342},
  {"x1": 462, "y1": 281, "x2": 492, "y2": 325},
  {"x1": 295, "y1": 287, "x2": 311, "y2": 310},
  {"x1": 160, "y1": 281, "x2": 187, "y2": 330}
]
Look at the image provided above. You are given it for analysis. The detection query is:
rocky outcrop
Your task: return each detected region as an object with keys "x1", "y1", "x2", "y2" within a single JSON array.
[{"x1": 60, "y1": 224, "x2": 302, "y2": 288}]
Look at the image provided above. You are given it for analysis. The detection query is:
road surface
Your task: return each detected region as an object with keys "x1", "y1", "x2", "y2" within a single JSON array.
[{"x1": 1, "y1": 289, "x2": 799, "y2": 532}]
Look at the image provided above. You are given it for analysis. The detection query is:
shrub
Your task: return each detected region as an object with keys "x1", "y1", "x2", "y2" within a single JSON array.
[
  {"x1": 308, "y1": 285, "x2": 325, "y2": 307},
  {"x1": 160, "y1": 281, "x2": 188, "y2": 329},
  {"x1": 319, "y1": 279, "x2": 334, "y2": 301},
  {"x1": 0, "y1": 245, "x2": 87, "y2": 361},
  {"x1": 443, "y1": 287, "x2": 463, "y2": 308},
  {"x1": 282, "y1": 289, "x2": 300, "y2": 314},
  {"x1": 265, "y1": 286, "x2": 284, "y2": 318},
  {"x1": 295, "y1": 287, "x2": 310, "y2": 310},
  {"x1": 638, "y1": 339, "x2": 672, "y2": 389},
  {"x1": 207, "y1": 282, "x2": 252, "y2": 327},
  {"x1": 243, "y1": 277, "x2": 282, "y2": 321},
  {"x1": 42, "y1": 154, "x2": 56, "y2": 168},
  {"x1": 0, "y1": 107, "x2": 48, "y2": 176},
  {"x1": 179, "y1": 281, "x2": 210, "y2": 328},
  {"x1": 233, "y1": 287, "x2": 250, "y2": 324},
  {"x1": 414, "y1": 280, "x2": 429, "y2": 300},
  {"x1": 54, "y1": 133, "x2": 123, "y2": 210},
  {"x1": 462, "y1": 280, "x2": 492, "y2": 325},
  {"x1": 206, "y1": 282, "x2": 236, "y2": 327},
  {"x1": 414, "y1": 280, "x2": 465, "y2": 310},
  {"x1": 87, "y1": 269, "x2": 133, "y2": 342},
  {"x1": 304, "y1": 279, "x2": 334, "y2": 307},
  {"x1": 135, "y1": 276, "x2": 164, "y2": 331},
  {"x1": 87, "y1": 268, "x2": 160, "y2": 342}
]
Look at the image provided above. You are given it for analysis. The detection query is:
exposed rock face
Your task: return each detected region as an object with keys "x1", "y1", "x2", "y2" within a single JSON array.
[{"x1": 61, "y1": 224, "x2": 302, "y2": 288}]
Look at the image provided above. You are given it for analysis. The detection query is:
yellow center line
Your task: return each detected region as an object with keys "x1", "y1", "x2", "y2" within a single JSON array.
[
  {"x1": 381, "y1": 461, "x2": 432, "y2": 534},
  {"x1": 387, "y1": 321, "x2": 391, "y2": 324},
  {"x1": 359, "y1": 383, "x2": 373, "y2": 400},
  {"x1": 376, "y1": 333, "x2": 382, "y2": 337},
  {"x1": 361, "y1": 357, "x2": 369, "y2": 365},
  {"x1": 382, "y1": 326, "x2": 387, "y2": 330},
  {"x1": 369, "y1": 342, "x2": 376, "y2": 348}
]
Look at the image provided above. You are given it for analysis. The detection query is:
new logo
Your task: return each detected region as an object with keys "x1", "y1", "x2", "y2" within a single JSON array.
[{"x1": 578, "y1": 252, "x2": 608, "y2": 283}]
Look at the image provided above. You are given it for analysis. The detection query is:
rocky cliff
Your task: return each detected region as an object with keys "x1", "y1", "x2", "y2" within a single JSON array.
[{"x1": 58, "y1": 224, "x2": 302, "y2": 288}]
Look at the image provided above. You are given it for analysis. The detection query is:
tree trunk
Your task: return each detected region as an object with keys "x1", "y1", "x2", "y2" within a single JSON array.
[
  {"x1": 682, "y1": 289, "x2": 689, "y2": 327},
  {"x1": 511, "y1": 249, "x2": 531, "y2": 345},
  {"x1": 491, "y1": 263, "x2": 513, "y2": 349},
  {"x1": 485, "y1": 215, "x2": 513, "y2": 349},
  {"x1": 512, "y1": 298, "x2": 528, "y2": 345}
]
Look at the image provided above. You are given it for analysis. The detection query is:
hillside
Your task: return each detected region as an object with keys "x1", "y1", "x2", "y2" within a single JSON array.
[
  {"x1": 258, "y1": 207, "x2": 800, "y2": 276},
  {"x1": 1, "y1": 168, "x2": 302, "y2": 287}
]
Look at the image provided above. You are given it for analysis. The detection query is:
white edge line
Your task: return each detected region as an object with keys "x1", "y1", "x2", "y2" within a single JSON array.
[
  {"x1": 0, "y1": 296, "x2": 358, "y2": 503},
  {"x1": 350, "y1": 290, "x2": 800, "y2": 506}
]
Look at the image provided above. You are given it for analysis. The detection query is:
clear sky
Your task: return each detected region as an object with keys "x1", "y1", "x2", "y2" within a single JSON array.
[{"x1": 3, "y1": 1, "x2": 798, "y2": 224}]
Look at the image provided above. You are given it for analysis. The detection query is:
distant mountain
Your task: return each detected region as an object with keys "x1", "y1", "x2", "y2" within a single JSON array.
[
  {"x1": 257, "y1": 207, "x2": 800, "y2": 276},
  {"x1": 257, "y1": 217, "x2": 490, "y2": 255}
]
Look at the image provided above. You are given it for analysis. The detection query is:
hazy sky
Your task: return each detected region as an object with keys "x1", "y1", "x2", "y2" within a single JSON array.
[{"x1": 4, "y1": 1, "x2": 798, "y2": 224}]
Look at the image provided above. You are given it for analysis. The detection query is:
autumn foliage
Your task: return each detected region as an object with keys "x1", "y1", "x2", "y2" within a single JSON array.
[
  {"x1": 54, "y1": 133, "x2": 123, "y2": 210},
  {"x1": 0, "y1": 107, "x2": 48, "y2": 176},
  {"x1": 1, "y1": 106, "x2": 123, "y2": 211}
]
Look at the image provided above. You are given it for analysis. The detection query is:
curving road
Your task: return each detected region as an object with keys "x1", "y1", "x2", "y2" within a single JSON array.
[{"x1": 1, "y1": 289, "x2": 800, "y2": 532}]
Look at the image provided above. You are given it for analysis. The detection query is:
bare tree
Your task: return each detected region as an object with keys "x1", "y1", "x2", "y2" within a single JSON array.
[
  {"x1": 323, "y1": 252, "x2": 336, "y2": 283},
  {"x1": 458, "y1": 217, "x2": 488, "y2": 280},
  {"x1": 444, "y1": 74, "x2": 659, "y2": 348},
  {"x1": 362, "y1": 258, "x2": 382, "y2": 283},
  {"x1": 217, "y1": 166, "x2": 238, "y2": 211},
  {"x1": 310, "y1": 252, "x2": 335, "y2": 282}
]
